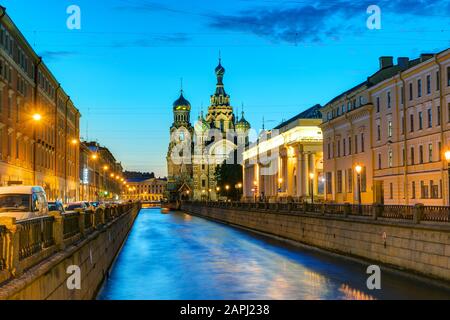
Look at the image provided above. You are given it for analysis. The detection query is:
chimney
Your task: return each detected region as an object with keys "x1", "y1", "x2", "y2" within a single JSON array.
[
  {"x1": 379, "y1": 56, "x2": 394, "y2": 70},
  {"x1": 420, "y1": 53, "x2": 434, "y2": 62},
  {"x1": 397, "y1": 57, "x2": 409, "y2": 69}
]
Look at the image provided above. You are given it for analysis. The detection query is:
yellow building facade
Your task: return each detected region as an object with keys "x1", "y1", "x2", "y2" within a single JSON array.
[
  {"x1": 0, "y1": 7, "x2": 80, "y2": 201},
  {"x1": 321, "y1": 49, "x2": 450, "y2": 206}
]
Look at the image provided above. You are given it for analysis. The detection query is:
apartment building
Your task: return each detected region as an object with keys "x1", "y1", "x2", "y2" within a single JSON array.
[
  {"x1": 0, "y1": 6, "x2": 80, "y2": 201},
  {"x1": 321, "y1": 49, "x2": 450, "y2": 205}
]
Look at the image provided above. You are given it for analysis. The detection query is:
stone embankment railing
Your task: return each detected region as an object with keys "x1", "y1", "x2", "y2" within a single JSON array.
[
  {"x1": 186, "y1": 201, "x2": 450, "y2": 224},
  {"x1": 0, "y1": 202, "x2": 141, "y2": 286}
]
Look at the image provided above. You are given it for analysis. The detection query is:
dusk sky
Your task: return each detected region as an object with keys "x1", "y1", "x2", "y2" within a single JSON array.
[{"x1": 3, "y1": 0, "x2": 449, "y2": 176}]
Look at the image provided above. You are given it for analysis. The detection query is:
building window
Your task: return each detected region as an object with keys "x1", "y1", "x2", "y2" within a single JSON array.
[
  {"x1": 402, "y1": 148, "x2": 405, "y2": 165},
  {"x1": 437, "y1": 105, "x2": 441, "y2": 126},
  {"x1": 388, "y1": 121, "x2": 392, "y2": 138},
  {"x1": 411, "y1": 181, "x2": 416, "y2": 199},
  {"x1": 326, "y1": 172, "x2": 332, "y2": 194},
  {"x1": 377, "y1": 125, "x2": 381, "y2": 141},
  {"x1": 400, "y1": 86, "x2": 404, "y2": 105},
  {"x1": 438, "y1": 141, "x2": 442, "y2": 160},
  {"x1": 378, "y1": 153, "x2": 382, "y2": 169},
  {"x1": 348, "y1": 137, "x2": 352, "y2": 155},
  {"x1": 431, "y1": 181, "x2": 439, "y2": 199},
  {"x1": 361, "y1": 166, "x2": 367, "y2": 192},
  {"x1": 361, "y1": 133, "x2": 364, "y2": 152},
  {"x1": 401, "y1": 116, "x2": 405, "y2": 134},
  {"x1": 410, "y1": 114, "x2": 414, "y2": 132},
  {"x1": 387, "y1": 91, "x2": 391, "y2": 108},
  {"x1": 389, "y1": 183, "x2": 393, "y2": 199},
  {"x1": 426, "y1": 75, "x2": 431, "y2": 94},
  {"x1": 428, "y1": 143, "x2": 433, "y2": 162},
  {"x1": 447, "y1": 66, "x2": 450, "y2": 86},
  {"x1": 427, "y1": 109, "x2": 432, "y2": 128},
  {"x1": 417, "y1": 79, "x2": 422, "y2": 97},
  {"x1": 410, "y1": 147, "x2": 415, "y2": 165},
  {"x1": 388, "y1": 150, "x2": 393, "y2": 168},
  {"x1": 418, "y1": 112, "x2": 423, "y2": 130},
  {"x1": 354, "y1": 135, "x2": 358, "y2": 154},
  {"x1": 376, "y1": 97, "x2": 380, "y2": 112},
  {"x1": 337, "y1": 140, "x2": 341, "y2": 157},
  {"x1": 409, "y1": 82, "x2": 413, "y2": 101},
  {"x1": 337, "y1": 170, "x2": 342, "y2": 193},
  {"x1": 343, "y1": 139, "x2": 346, "y2": 156},
  {"x1": 419, "y1": 145, "x2": 424, "y2": 164},
  {"x1": 436, "y1": 70, "x2": 440, "y2": 91},
  {"x1": 420, "y1": 181, "x2": 428, "y2": 199},
  {"x1": 327, "y1": 143, "x2": 331, "y2": 159},
  {"x1": 347, "y1": 169, "x2": 353, "y2": 193}
]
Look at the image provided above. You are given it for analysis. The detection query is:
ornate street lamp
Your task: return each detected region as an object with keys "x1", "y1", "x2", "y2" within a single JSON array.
[
  {"x1": 309, "y1": 172, "x2": 315, "y2": 204},
  {"x1": 445, "y1": 150, "x2": 450, "y2": 206},
  {"x1": 355, "y1": 164, "x2": 363, "y2": 214}
]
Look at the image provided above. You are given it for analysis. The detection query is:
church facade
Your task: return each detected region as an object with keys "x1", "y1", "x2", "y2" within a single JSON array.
[{"x1": 166, "y1": 60, "x2": 251, "y2": 201}]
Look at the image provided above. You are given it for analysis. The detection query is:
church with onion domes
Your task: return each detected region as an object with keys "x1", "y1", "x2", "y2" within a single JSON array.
[{"x1": 166, "y1": 58, "x2": 251, "y2": 201}]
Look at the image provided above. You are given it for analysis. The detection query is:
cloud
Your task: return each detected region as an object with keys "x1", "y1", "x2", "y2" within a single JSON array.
[
  {"x1": 40, "y1": 51, "x2": 77, "y2": 61},
  {"x1": 207, "y1": 0, "x2": 450, "y2": 44}
]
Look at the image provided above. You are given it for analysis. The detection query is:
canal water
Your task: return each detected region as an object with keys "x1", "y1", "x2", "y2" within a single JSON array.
[{"x1": 98, "y1": 208, "x2": 450, "y2": 300}]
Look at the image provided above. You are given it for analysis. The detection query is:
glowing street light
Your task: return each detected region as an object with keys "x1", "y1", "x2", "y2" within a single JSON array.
[
  {"x1": 91, "y1": 154, "x2": 98, "y2": 160},
  {"x1": 355, "y1": 164, "x2": 363, "y2": 213},
  {"x1": 32, "y1": 113, "x2": 42, "y2": 121},
  {"x1": 103, "y1": 165, "x2": 109, "y2": 171},
  {"x1": 309, "y1": 172, "x2": 315, "y2": 204},
  {"x1": 71, "y1": 138, "x2": 78, "y2": 145}
]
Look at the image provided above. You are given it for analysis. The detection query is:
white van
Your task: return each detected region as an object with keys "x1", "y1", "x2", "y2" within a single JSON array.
[{"x1": 0, "y1": 186, "x2": 48, "y2": 220}]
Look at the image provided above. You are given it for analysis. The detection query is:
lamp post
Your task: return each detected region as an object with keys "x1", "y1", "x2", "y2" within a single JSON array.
[
  {"x1": 355, "y1": 164, "x2": 362, "y2": 214},
  {"x1": 445, "y1": 150, "x2": 450, "y2": 206},
  {"x1": 277, "y1": 177, "x2": 283, "y2": 201},
  {"x1": 236, "y1": 183, "x2": 242, "y2": 201},
  {"x1": 309, "y1": 172, "x2": 315, "y2": 204},
  {"x1": 225, "y1": 185, "x2": 230, "y2": 201},
  {"x1": 253, "y1": 180, "x2": 258, "y2": 202}
]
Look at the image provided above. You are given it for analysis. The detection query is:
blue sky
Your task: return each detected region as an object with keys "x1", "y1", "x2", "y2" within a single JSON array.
[{"x1": 3, "y1": 0, "x2": 449, "y2": 176}]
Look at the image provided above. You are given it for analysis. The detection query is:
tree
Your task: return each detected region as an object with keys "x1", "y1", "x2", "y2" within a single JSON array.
[{"x1": 214, "y1": 160, "x2": 243, "y2": 200}]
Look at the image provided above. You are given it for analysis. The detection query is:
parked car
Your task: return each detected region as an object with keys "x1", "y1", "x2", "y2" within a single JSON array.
[
  {"x1": 65, "y1": 202, "x2": 88, "y2": 211},
  {"x1": 83, "y1": 201, "x2": 96, "y2": 211},
  {"x1": 48, "y1": 201, "x2": 65, "y2": 213},
  {"x1": 0, "y1": 186, "x2": 48, "y2": 220}
]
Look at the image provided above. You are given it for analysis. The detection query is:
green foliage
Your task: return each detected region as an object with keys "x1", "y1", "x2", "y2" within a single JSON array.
[{"x1": 214, "y1": 161, "x2": 243, "y2": 200}]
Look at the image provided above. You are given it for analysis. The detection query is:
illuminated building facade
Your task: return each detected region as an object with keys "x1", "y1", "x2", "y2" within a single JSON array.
[
  {"x1": 243, "y1": 105, "x2": 323, "y2": 202},
  {"x1": 79, "y1": 141, "x2": 124, "y2": 201},
  {"x1": 0, "y1": 7, "x2": 80, "y2": 201},
  {"x1": 166, "y1": 59, "x2": 250, "y2": 201},
  {"x1": 124, "y1": 177, "x2": 167, "y2": 201},
  {"x1": 321, "y1": 49, "x2": 450, "y2": 205}
]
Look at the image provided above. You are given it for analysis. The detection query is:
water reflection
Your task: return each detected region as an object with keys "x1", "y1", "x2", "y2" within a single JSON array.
[{"x1": 98, "y1": 208, "x2": 450, "y2": 300}]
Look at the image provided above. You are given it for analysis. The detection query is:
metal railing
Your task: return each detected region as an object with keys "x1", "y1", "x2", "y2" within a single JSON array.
[
  {"x1": 17, "y1": 216, "x2": 55, "y2": 261},
  {"x1": 0, "y1": 202, "x2": 141, "y2": 284},
  {"x1": 183, "y1": 200, "x2": 450, "y2": 224},
  {"x1": 380, "y1": 205, "x2": 413, "y2": 220},
  {"x1": 422, "y1": 206, "x2": 450, "y2": 222},
  {"x1": 63, "y1": 212, "x2": 80, "y2": 240}
]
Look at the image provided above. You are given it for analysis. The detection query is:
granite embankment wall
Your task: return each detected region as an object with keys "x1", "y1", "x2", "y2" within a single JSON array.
[
  {"x1": 181, "y1": 202, "x2": 450, "y2": 282},
  {"x1": 0, "y1": 203, "x2": 140, "y2": 300}
]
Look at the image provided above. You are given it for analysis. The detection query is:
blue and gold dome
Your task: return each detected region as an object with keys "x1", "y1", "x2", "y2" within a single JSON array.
[{"x1": 173, "y1": 91, "x2": 191, "y2": 111}]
